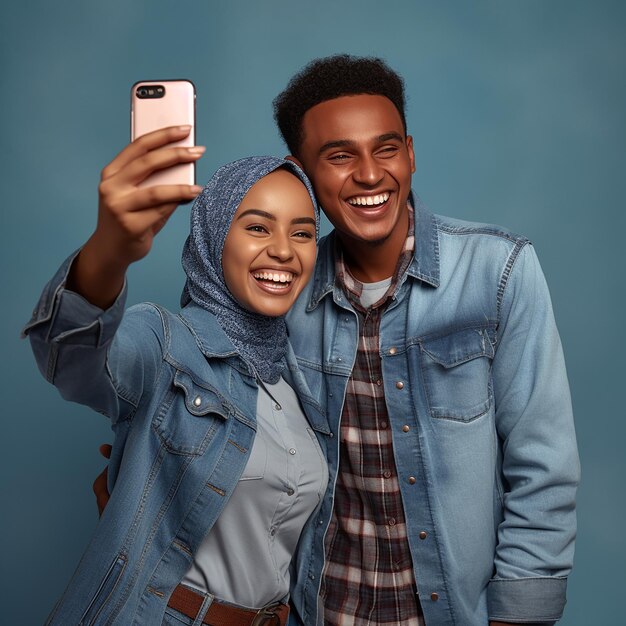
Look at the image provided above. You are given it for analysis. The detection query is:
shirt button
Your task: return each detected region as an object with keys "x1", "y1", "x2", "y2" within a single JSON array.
[
  {"x1": 396, "y1": 381, "x2": 404, "y2": 389},
  {"x1": 402, "y1": 425, "x2": 410, "y2": 432},
  {"x1": 379, "y1": 421, "x2": 388, "y2": 429},
  {"x1": 388, "y1": 518, "x2": 396, "y2": 526},
  {"x1": 376, "y1": 379, "x2": 382, "y2": 386},
  {"x1": 408, "y1": 476, "x2": 416, "y2": 485},
  {"x1": 383, "y1": 470, "x2": 392, "y2": 479},
  {"x1": 431, "y1": 592, "x2": 439, "y2": 601},
  {"x1": 289, "y1": 448, "x2": 297, "y2": 455},
  {"x1": 287, "y1": 488, "x2": 295, "y2": 496},
  {"x1": 274, "y1": 403, "x2": 282, "y2": 411},
  {"x1": 419, "y1": 531, "x2": 428, "y2": 540},
  {"x1": 193, "y1": 396, "x2": 202, "y2": 407},
  {"x1": 389, "y1": 347, "x2": 397, "y2": 355}
]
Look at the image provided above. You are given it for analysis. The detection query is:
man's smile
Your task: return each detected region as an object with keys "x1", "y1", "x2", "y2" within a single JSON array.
[{"x1": 346, "y1": 192, "x2": 390, "y2": 207}]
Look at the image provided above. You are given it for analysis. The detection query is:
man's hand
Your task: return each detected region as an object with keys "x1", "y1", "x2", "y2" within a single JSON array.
[{"x1": 93, "y1": 444, "x2": 112, "y2": 517}]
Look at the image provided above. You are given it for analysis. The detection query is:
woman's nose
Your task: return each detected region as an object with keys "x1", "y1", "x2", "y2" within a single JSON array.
[{"x1": 267, "y1": 232, "x2": 294, "y2": 260}]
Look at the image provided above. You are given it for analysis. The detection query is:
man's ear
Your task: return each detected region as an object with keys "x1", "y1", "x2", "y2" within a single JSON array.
[
  {"x1": 406, "y1": 136, "x2": 416, "y2": 174},
  {"x1": 285, "y1": 155, "x2": 304, "y2": 168}
]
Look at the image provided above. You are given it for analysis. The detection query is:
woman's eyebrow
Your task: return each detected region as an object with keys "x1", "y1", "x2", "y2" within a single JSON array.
[
  {"x1": 236, "y1": 210, "x2": 315, "y2": 227},
  {"x1": 236, "y1": 209, "x2": 275, "y2": 221}
]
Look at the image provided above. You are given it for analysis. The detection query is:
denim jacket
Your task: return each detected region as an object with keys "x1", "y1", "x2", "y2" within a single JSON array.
[
  {"x1": 286, "y1": 196, "x2": 579, "y2": 626},
  {"x1": 23, "y1": 253, "x2": 330, "y2": 626}
]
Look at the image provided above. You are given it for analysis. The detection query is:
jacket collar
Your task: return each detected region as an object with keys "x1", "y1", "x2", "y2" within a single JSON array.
[
  {"x1": 178, "y1": 302, "x2": 241, "y2": 359},
  {"x1": 307, "y1": 192, "x2": 440, "y2": 310}
]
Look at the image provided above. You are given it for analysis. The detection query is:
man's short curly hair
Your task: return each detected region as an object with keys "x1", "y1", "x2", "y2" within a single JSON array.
[{"x1": 273, "y1": 54, "x2": 407, "y2": 157}]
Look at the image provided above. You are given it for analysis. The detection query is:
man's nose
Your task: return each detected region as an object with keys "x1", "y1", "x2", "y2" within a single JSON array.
[{"x1": 353, "y1": 155, "x2": 384, "y2": 186}]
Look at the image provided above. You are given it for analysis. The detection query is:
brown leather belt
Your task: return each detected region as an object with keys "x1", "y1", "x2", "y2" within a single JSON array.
[{"x1": 167, "y1": 584, "x2": 290, "y2": 626}]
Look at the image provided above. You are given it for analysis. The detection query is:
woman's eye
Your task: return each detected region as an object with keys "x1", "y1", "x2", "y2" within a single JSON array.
[
  {"x1": 246, "y1": 224, "x2": 268, "y2": 234},
  {"x1": 293, "y1": 230, "x2": 314, "y2": 239}
]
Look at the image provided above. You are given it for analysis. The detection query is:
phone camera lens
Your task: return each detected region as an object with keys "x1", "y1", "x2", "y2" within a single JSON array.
[{"x1": 138, "y1": 88, "x2": 148, "y2": 97}]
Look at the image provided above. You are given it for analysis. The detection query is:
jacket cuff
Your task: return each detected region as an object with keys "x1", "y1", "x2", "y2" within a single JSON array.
[
  {"x1": 21, "y1": 250, "x2": 127, "y2": 347},
  {"x1": 488, "y1": 577, "x2": 566, "y2": 623}
]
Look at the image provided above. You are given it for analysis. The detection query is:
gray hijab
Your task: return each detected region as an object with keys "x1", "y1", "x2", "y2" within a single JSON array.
[{"x1": 181, "y1": 156, "x2": 318, "y2": 383}]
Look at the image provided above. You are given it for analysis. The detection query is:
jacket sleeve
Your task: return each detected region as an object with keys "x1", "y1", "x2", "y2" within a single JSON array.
[
  {"x1": 22, "y1": 251, "x2": 165, "y2": 424},
  {"x1": 488, "y1": 242, "x2": 580, "y2": 624}
]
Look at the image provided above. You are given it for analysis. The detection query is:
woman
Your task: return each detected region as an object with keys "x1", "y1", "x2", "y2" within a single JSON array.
[{"x1": 23, "y1": 128, "x2": 329, "y2": 625}]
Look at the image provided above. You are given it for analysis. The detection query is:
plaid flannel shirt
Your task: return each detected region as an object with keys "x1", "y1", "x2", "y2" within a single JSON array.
[{"x1": 320, "y1": 207, "x2": 426, "y2": 625}]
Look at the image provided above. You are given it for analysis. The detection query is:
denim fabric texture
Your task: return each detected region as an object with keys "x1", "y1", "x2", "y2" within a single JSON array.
[
  {"x1": 285, "y1": 195, "x2": 578, "y2": 626},
  {"x1": 23, "y1": 253, "x2": 329, "y2": 625}
]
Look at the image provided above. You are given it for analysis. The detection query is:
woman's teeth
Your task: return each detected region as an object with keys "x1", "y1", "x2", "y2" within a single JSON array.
[
  {"x1": 347, "y1": 192, "x2": 390, "y2": 206},
  {"x1": 253, "y1": 271, "x2": 294, "y2": 283}
]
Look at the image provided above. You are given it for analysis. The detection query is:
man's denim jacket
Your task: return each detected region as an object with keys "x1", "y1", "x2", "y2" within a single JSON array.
[
  {"x1": 286, "y1": 197, "x2": 579, "y2": 626},
  {"x1": 23, "y1": 254, "x2": 330, "y2": 625}
]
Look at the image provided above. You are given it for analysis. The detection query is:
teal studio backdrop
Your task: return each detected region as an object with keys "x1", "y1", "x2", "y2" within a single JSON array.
[{"x1": 1, "y1": 1, "x2": 624, "y2": 624}]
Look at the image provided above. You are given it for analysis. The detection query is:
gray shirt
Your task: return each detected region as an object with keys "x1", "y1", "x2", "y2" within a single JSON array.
[{"x1": 182, "y1": 377, "x2": 328, "y2": 608}]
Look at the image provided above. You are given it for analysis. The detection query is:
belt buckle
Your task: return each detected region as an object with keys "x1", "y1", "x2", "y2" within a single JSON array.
[{"x1": 251, "y1": 602, "x2": 282, "y2": 626}]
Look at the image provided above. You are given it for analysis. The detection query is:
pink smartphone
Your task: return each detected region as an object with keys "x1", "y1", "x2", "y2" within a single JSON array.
[{"x1": 131, "y1": 79, "x2": 196, "y2": 187}]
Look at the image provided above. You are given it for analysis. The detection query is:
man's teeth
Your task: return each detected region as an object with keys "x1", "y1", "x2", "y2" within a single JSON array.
[
  {"x1": 253, "y1": 271, "x2": 294, "y2": 283},
  {"x1": 347, "y1": 192, "x2": 390, "y2": 206}
]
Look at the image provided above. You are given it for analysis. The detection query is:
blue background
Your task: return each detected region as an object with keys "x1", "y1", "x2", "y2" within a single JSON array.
[{"x1": 1, "y1": 1, "x2": 624, "y2": 623}]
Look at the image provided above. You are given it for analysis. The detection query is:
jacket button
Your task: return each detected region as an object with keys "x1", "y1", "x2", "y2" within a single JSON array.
[
  {"x1": 289, "y1": 448, "x2": 297, "y2": 455},
  {"x1": 274, "y1": 403, "x2": 282, "y2": 411},
  {"x1": 419, "y1": 531, "x2": 427, "y2": 539},
  {"x1": 431, "y1": 592, "x2": 439, "y2": 601},
  {"x1": 287, "y1": 488, "x2": 295, "y2": 496},
  {"x1": 193, "y1": 396, "x2": 202, "y2": 407},
  {"x1": 408, "y1": 476, "x2": 416, "y2": 485},
  {"x1": 396, "y1": 381, "x2": 404, "y2": 389},
  {"x1": 402, "y1": 425, "x2": 410, "y2": 432},
  {"x1": 389, "y1": 347, "x2": 397, "y2": 355}
]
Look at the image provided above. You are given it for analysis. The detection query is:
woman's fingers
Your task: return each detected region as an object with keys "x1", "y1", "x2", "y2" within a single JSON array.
[
  {"x1": 101, "y1": 182, "x2": 203, "y2": 216},
  {"x1": 114, "y1": 145, "x2": 205, "y2": 187},
  {"x1": 102, "y1": 125, "x2": 194, "y2": 181}
]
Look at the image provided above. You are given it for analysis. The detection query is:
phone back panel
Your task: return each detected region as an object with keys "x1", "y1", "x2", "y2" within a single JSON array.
[{"x1": 131, "y1": 80, "x2": 196, "y2": 187}]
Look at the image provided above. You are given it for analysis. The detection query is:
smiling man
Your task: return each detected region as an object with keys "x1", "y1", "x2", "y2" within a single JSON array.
[{"x1": 275, "y1": 55, "x2": 579, "y2": 626}]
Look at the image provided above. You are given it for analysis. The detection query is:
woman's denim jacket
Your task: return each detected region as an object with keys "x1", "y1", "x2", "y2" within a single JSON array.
[
  {"x1": 285, "y1": 197, "x2": 579, "y2": 626},
  {"x1": 23, "y1": 253, "x2": 330, "y2": 625}
]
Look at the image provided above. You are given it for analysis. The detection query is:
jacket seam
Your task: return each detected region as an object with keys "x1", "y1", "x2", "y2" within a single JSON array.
[{"x1": 496, "y1": 239, "x2": 531, "y2": 335}]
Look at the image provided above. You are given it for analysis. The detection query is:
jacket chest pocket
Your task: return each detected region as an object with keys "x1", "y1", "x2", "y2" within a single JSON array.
[
  {"x1": 152, "y1": 369, "x2": 230, "y2": 455},
  {"x1": 419, "y1": 327, "x2": 494, "y2": 422}
]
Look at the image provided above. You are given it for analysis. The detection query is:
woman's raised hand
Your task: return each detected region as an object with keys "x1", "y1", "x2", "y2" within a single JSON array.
[{"x1": 67, "y1": 126, "x2": 204, "y2": 308}]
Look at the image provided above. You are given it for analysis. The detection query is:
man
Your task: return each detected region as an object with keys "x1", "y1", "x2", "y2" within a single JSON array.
[
  {"x1": 274, "y1": 55, "x2": 579, "y2": 626},
  {"x1": 92, "y1": 55, "x2": 578, "y2": 625}
]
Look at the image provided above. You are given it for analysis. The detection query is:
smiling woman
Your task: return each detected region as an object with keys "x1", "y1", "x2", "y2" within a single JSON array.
[
  {"x1": 222, "y1": 169, "x2": 317, "y2": 318},
  {"x1": 22, "y1": 133, "x2": 328, "y2": 625}
]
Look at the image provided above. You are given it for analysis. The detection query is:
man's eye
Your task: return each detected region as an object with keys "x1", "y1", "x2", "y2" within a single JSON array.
[
  {"x1": 328, "y1": 153, "x2": 351, "y2": 162},
  {"x1": 377, "y1": 146, "x2": 399, "y2": 157}
]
